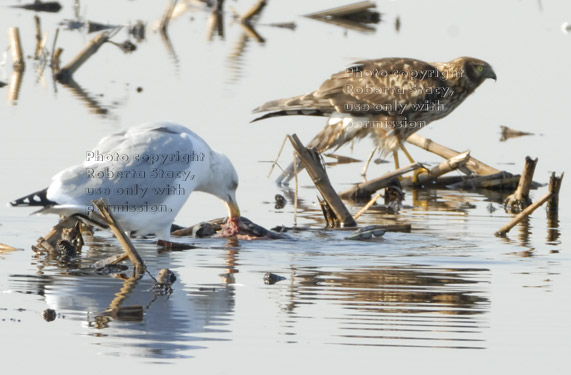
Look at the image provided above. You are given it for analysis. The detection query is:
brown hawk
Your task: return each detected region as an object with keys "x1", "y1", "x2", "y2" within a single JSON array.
[{"x1": 252, "y1": 56, "x2": 496, "y2": 184}]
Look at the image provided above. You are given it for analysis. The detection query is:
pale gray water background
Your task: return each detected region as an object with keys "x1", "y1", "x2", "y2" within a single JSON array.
[{"x1": 0, "y1": 0, "x2": 570, "y2": 373}]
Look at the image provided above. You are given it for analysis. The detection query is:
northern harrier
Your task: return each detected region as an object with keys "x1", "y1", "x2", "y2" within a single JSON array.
[
  {"x1": 253, "y1": 56, "x2": 496, "y2": 184},
  {"x1": 10, "y1": 122, "x2": 240, "y2": 241}
]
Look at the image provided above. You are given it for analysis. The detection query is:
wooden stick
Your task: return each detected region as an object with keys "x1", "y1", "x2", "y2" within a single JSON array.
[
  {"x1": 504, "y1": 156, "x2": 538, "y2": 212},
  {"x1": 293, "y1": 152, "x2": 298, "y2": 227},
  {"x1": 51, "y1": 47, "x2": 63, "y2": 72},
  {"x1": 495, "y1": 191, "x2": 552, "y2": 237},
  {"x1": 215, "y1": 0, "x2": 225, "y2": 13},
  {"x1": 50, "y1": 28, "x2": 60, "y2": 69},
  {"x1": 547, "y1": 172, "x2": 564, "y2": 212},
  {"x1": 160, "y1": 0, "x2": 178, "y2": 32},
  {"x1": 268, "y1": 135, "x2": 288, "y2": 178},
  {"x1": 241, "y1": 0, "x2": 267, "y2": 23},
  {"x1": 353, "y1": 192, "x2": 382, "y2": 220},
  {"x1": 239, "y1": 22, "x2": 265, "y2": 43},
  {"x1": 92, "y1": 199, "x2": 146, "y2": 275},
  {"x1": 207, "y1": 5, "x2": 225, "y2": 41},
  {"x1": 288, "y1": 134, "x2": 356, "y2": 227},
  {"x1": 34, "y1": 16, "x2": 42, "y2": 59},
  {"x1": 406, "y1": 133, "x2": 499, "y2": 175},
  {"x1": 338, "y1": 163, "x2": 421, "y2": 200},
  {"x1": 8, "y1": 27, "x2": 25, "y2": 71},
  {"x1": 56, "y1": 32, "x2": 110, "y2": 83}
]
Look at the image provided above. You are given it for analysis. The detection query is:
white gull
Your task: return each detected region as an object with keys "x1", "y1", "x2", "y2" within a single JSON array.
[{"x1": 10, "y1": 121, "x2": 240, "y2": 240}]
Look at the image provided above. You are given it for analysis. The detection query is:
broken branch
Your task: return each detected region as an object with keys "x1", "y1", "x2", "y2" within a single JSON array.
[
  {"x1": 92, "y1": 198, "x2": 146, "y2": 275},
  {"x1": 495, "y1": 191, "x2": 552, "y2": 237},
  {"x1": 288, "y1": 134, "x2": 356, "y2": 227},
  {"x1": 406, "y1": 133, "x2": 499, "y2": 175},
  {"x1": 56, "y1": 31, "x2": 110, "y2": 83},
  {"x1": 504, "y1": 156, "x2": 538, "y2": 212},
  {"x1": 339, "y1": 163, "x2": 422, "y2": 200}
]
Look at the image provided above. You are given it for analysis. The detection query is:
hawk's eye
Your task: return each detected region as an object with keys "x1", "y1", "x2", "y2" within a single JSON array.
[{"x1": 476, "y1": 66, "x2": 484, "y2": 72}]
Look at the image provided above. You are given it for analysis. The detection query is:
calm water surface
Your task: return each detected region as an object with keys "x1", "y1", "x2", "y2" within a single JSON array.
[{"x1": 0, "y1": 1, "x2": 570, "y2": 374}]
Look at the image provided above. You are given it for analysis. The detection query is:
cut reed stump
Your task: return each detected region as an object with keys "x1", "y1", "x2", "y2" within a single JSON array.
[
  {"x1": 504, "y1": 156, "x2": 538, "y2": 213},
  {"x1": 547, "y1": 172, "x2": 564, "y2": 212},
  {"x1": 92, "y1": 198, "x2": 146, "y2": 275},
  {"x1": 55, "y1": 32, "x2": 110, "y2": 83},
  {"x1": 339, "y1": 163, "x2": 422, "y2": 201},
  {"x1": 8, "y1": 27, "x2": 25, "y2": 71},
  {"x1": 495, "y1": 172, "x2": 563, "y2": 237},
  {"x1": 288, "y1": 134, "x2": 356, "y2": 227},
  {"x1": 406, "y1": 133, "x2": 499, "y2": 176},
  {"x1": 34, "y1": 16, "x2": 42, "y2": 59}
]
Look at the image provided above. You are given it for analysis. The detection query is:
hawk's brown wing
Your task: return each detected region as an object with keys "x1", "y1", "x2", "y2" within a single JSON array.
[
  {"x1": 315, "y1": 58, "x2": 450, "y2": 117},
  {"x1": 252, "y1": 57, "x2": 450, "y2": 120}
]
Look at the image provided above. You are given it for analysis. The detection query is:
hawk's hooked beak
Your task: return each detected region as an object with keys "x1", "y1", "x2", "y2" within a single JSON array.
[{"x1": 488, "y1": 69, "x2": 497, "y2": 81}]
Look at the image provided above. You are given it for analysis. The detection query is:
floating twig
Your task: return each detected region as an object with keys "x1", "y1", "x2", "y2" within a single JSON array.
[
  {"x1": 11, "y1": 1, "x2": 62, "y2": 13},
  {"x1": 500, "y1": 125, "x2": 534, "y2": 142},
  {"x1": 305, "y1": 1, "x2": 378, "y2": 20},
  {"x1": 87, "y1": 21, "x2": 120, "y2": 33},
  {"x1": 304, "y1": 1, "x2": 380, "y2": 33}
]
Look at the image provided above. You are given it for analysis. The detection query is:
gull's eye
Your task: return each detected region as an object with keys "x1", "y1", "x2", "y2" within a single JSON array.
[{"x1": 476, "y1": 66, "x2": 485, "y2": 72}]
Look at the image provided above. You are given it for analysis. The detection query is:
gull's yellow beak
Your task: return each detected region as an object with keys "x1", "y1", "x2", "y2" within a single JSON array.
[{"x1": 225, "y1": 197, "x2": 240, "y2": 223}]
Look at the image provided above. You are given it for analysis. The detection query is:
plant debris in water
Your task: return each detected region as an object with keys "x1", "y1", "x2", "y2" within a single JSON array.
[
  {"x1": 264, "y1": 272, "x2": 287, "y2": 285},
  {"x1": 345, "y1": 225, "x2": 386, "y2": 241},
  {"x1": 11, "y1": 1, "x2": 62, "y2": 13}
]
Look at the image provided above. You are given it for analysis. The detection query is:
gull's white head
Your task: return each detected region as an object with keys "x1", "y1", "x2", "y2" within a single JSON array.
[{"x1": 198, "y1": 151, "x2": 240, "y2": 223}]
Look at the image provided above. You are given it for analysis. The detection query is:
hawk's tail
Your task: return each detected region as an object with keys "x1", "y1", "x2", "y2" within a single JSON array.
[
  {"x1": 252, "y1": 92, "x2": 334, "y2": 122},
  {"x1": 10, "y1": 188, "x2": 55, "y2": 207}
]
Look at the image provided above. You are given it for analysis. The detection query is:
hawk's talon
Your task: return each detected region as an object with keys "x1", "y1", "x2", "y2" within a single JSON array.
[{"x1": 412, "y1": 166, "x2": 430, "y2": 184}]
